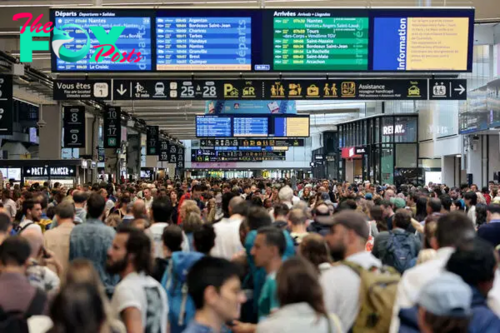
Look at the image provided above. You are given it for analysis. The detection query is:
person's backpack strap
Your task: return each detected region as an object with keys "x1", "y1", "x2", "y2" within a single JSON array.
[
  {"x1": 328, "y1": 313, "x2": 343, "y2": 333},
  {"x1": 25, "y1": 288, "x2": 46, "y2": 317},
  {"x1": 18, "y1": 222, "x2": 34, "y2": 234}
]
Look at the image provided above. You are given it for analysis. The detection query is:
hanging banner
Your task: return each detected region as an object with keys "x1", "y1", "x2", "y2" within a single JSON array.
[
  {"x1": 63, "y1": 106, "x2": 86, "y2": 148},
  {"x1": 205, "y1": 100, "x2": 297, "y2": 114},
  {"x1": 146, "y1": 126, "x2": 159, "y2": 156},
  {"x1": 104, "y1": 106, "x2": 121, "y2": 148},
  {"x1": 159, "y1": 140, "x2": 169, "y2": 161},
  {"x1": 168, "y1": 144, "x2": 178, "y2": 164}
]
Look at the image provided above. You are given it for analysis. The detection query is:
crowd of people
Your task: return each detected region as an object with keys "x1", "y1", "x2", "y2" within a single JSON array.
[{"x1": 0, "y1": 177, "x2": 500, "y2": 333}]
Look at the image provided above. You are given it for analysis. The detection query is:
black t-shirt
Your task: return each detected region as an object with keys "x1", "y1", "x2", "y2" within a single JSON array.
[{"x1": 386, "y1": 215, "x2": 394, "y2": 231}]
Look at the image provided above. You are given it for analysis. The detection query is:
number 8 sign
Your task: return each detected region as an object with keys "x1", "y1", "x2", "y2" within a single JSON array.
[{"x1": 63, "y1": 106, "x2": 86, "y2": 148}]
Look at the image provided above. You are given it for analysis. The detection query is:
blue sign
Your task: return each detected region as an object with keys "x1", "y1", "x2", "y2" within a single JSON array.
[
  {"x1": 196, "y1": 116, "x2": 232, "y2": 137},
  {"x1": 156, "y1": 17, "x2": 252, "y2": 71},
  {"x1": 205, "y1": 100, "x2": 296, "y2": 114},
  {"x1": 233, "y1": 117, "x2": 268, "y2": 137},
  {"x1": 51, "y1": 10, "x2": 152, "y2": 72}
]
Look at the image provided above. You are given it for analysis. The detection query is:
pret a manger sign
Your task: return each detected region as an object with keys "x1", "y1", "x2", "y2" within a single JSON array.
[{"x1": 14, "y1": 13, "x2": 143, "y2": 63}]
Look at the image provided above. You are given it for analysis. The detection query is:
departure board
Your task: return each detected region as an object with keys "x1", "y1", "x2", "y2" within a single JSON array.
[
  {"x1": 233, "y1": 117, "x2": 268, "y2": 137},
  {"x1": 51, "y1": 10, "x2": 152, "y2": 72},
  {"x1": 196, "y1": 116, "x2": 232, "y2": 137},
  {"x1": 156, "y1": 17, "x2": 252, "y2": 71},
  {"x1": 273, "y1": 117, "x2": 310, "y2": 137},
  {"x1": 273, "y1": 15, "x2": 369, "y2": 71}
]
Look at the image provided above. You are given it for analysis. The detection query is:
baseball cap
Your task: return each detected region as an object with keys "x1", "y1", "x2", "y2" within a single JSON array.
[
  {"x1": 391, "y1": 197, "x2": 406, "y2": 209},
  {"x1": 418, "y1": 272, "x2": 472, "y2": 317},
  {"x1": 365, "y1": 193, "x2": 373, "y2": 200},
  {"x1": 331, "y1": 211, "x2": 369, "y2": 240},
  {"x1": 320, "y1": 192, "x2": 331, "y2": 202}
]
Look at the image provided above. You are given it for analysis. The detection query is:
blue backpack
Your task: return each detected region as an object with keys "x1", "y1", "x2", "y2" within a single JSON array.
[
  {"x1": 161, "y1": 251, "x2": 204, "y2": 333},
  {"x1": 384, "y1": 232, "x2": 418, "y2": 274}
]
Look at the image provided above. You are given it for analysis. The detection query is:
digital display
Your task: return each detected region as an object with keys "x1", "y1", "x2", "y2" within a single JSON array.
[
  {"x1": 373, "y1": 16, "x2": 470, "y2": 71},
  {"x1": 192, "y1": 149, "x2": 285, "y2": 162},
  {"x1": 51, "y1": 10, "x2": 152, "y2": 72},
  {"x1": 156, "y1": 17, "x2": 251, "y2": 71},
  {"x1": 273, "y1": 15, "x2": 369, "y2": 71},
  {"x1": 233, "y1": 117, "x2": 268, "y2": 137},
  {"x1": 196, "y1": 116, "x2": 232, "y2": 137},
  {"x1": 273, "y1": 116, "x2": 310, "y2": 137}
]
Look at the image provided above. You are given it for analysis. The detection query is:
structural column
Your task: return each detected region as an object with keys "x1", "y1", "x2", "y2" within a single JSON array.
[{"x1": 39, "y1": 104, "x2": 62, "y2": 160}]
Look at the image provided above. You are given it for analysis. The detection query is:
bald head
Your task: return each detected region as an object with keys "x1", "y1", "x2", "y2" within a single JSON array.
[
  {"x1": 21, "y1": 228, "x2": 43, "y2": 258},
  {"x1": 228, "y1": 196, "x2": 244, "y2": 215},
  {"x1": 133, "y1": 199, "x2": 146, "y2": 219}
]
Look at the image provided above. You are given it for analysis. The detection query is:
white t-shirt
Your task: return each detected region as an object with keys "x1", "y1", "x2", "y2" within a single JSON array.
[
  {"x1": 147, "y1": 223, "x2": 169, "y2": 258},
  {"x1": 19, "y1": 220, "x2": 42, "y2": 234},
  {"x1": 111, "y1": 272, "x2": 168, "y2": 333},
  {"x1": 210, "y1": 216, "x2": 243, "y2": 260}
]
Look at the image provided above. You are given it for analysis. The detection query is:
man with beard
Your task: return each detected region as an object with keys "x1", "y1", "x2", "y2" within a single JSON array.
[
  {"x1": 320, "y1": 211, "x2": 382, "y2": 331},
  {"x1": 19, "y1": 199, "x2": 43, "y2": 234},
  {"x1": 107, "y1": 226, "x2": 168, "y2": 333}
]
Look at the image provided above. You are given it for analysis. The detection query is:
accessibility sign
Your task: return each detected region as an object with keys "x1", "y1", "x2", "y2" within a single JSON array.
[{"x1": 429, "y1": 79, "x2": 467, "y2": 100}]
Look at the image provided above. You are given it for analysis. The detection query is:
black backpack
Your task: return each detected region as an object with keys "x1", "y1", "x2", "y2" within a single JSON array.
[
  {"x1": 0, "y1": 288, "x2": 46, "y2": 333},
  {"x1": 383, "y1": 232, "x2": 418, "y2": 274}
]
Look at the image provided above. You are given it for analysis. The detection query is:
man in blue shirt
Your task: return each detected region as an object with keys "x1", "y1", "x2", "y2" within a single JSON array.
[
  {"x1": 478, "y1": 204, "x2": 500, "y2": 248},
  {"x1": 183, "y1": 257, "x2": 246, "y2": 333},
  {"x1": 69, "y1": 192, "x2": 118, "y2": 297}
]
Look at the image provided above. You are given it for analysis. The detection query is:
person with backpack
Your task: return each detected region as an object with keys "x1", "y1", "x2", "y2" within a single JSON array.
[
  {"x1": 371, "y1": 209, "x2": 421, "y2": 273},
  {"x1": 107, "y1": 226, "x2": 168, "y2": 333},
  {"x1": 320, "y1": 211, "x2": 399, "y2": 332},
  {"x1": 0, "y1": 236, "x2": 47, "y2": 332},
  {"x1": 183, "y1": 257, "x2": 246, "y2": 333},
  {"x1": 18, "y1": 199, "x2": 43, "y2": 234}
]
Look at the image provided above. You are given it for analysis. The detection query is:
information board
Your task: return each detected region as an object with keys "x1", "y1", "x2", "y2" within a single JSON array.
[
  {"x1": 50, "y1": 9, "x2": 152, "y2": 72},
  {"x1": 233, "y1": 117, "x2": 268, "y2": 137},
  {"x1": 63, "y1": 106, "x2": 86, "y2": 148},
  {"x1": 159, "y1": 140, "x2": 169, "y2": 161},
  {"x1": 273, "y1": 15, "x2": 369, "y2": 71},
  {"x1": 156, "y1": 17, "x2": 252, "y2": 71},
  {"x1": 196, "y1": 116, "x2": 232, "y2": 137},
  {"x1": 146, "y1": 126, "x2": 159, "y2": 155},
  {"x1": 273, "y1": 116, "x2": 310, "y2": 137},
  {"x1": 103, "y1": 106, "x2": 121, "y2": 148}
]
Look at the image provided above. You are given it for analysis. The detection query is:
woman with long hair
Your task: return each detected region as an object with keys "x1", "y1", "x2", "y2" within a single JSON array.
[
  {"x1": 299, "y1": 234, "x2": 332, "y2": 273},
  {"x1": 256, "y1": 257, "x2": 342, "y2": 333},
  {"x1": 415, "y1": 196, "x2": 429, "y2": 222},
  {"x1": 369, "y1": 205, "x2": 388, "y2": 232}
]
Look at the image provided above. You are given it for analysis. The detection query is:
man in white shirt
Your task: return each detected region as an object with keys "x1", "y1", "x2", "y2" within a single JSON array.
[
  {"x1": 143, "y1": 188, "x2": 154, "y2": 212},
  {"x1": 389, "y1": 212, "x2": 476, "y2": 333},
  {"x1": 19, "y1": 199, "x2": 43, "y2": 234},
  {"x1": 146, "y1": 197, "x2": 173, "y2": 258},
  {"x1": 107, "y1": 226, "x2": 168, "y2": 333},
  {"x1": 211, "y1": 194, "x2": 246, "y2": 260},
  {"x1": 278, "y1": 186, "x2": 294, "y2": 209},
  {"x1": 320, "y1": 211, "x2": 382, "y2": 331}
]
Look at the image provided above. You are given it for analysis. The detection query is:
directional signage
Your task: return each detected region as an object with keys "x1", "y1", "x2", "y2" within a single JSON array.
[
  {"x1": 63, "y1": 106, "x2": 86, "y2": 148},
  {"x1": 168, "y1": 144, "x2": 178, "y2": 164},
  {"x1": 159, "y1": 140, "x2": 169, "y2": 161},
  {"x1": 53, "y1": 80, "x2": 111, "y2": 100},
  {"x1": 429, "y1": 79, "x2": 467, "y2": 100},
  {"x1": 200, "y1": 138, "x2": 305, "y2": 148},
  {"x1": 0, "y1": 75, "x2": 13, "y2": 135},
  {"x1": 177, "y1": 147, "x2": 184, "y2": 169},
  {"x1": 114, "y1": 80, "x2": 172, "y2": 100},
  {"x1": 23, "y1": 166, "x2": 76, "y2": 178},
  {"x1": 146, "y1": 126, "x2": 159, "y2": 156},
  {"x1": 104, "y1": 106, "x2": 121, "y2": 148}
]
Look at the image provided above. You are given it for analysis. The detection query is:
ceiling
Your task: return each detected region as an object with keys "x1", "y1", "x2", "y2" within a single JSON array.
[{"x1": 0, "y1": 0, "x2": 485, "y2": 140}]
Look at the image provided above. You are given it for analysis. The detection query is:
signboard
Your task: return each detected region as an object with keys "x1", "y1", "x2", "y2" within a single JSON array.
[
  {"x1": 114, "y1": 80, "x2": 172, "y2": 100},
  {"x1": 314, "y1": 155, "x2": 324, "y2": 161},
  {"x1": 103, "y1": 106, "x2": 121, "y2": 148},
  {"x1": 355, "y1": 147, "x2": 368, "y2": 155},
  {"x1": 206, "y1": 100, "x2": 296, "y2": 114},
  {"x1": 429, "y1": 79, "x2": 467, "y2": 100},
  {"x1": 341, "y1": 147, "x2": 362, "y2": 159},
  {"x1": 146, "y1": 126, "x2": 159, "y2": 155},
  {"x1": 159, "y1": 140, "x2": 169, "y2": 161},
  {"x1": 50, "y1": 9, "x2": 152, "y2": 72},
  {"x1": 53, "y1": 80, "x2": 111, "y2": 100},
  {"x1": 192, "y1": 149, "x2": 285, "y2": 162},
  {"x1": 0, "y1": 75, "x2": 13, "y2": 135},
  {"x1": 196, "y1": 116, "x2": 232, "y2": 137},
  {"x1": 63, "y1": 106, "x2": 86, "y2": 148},
  {"x1": 177, "y1": 147, "x2": 185, "y2": 168},
  {"x1": 168, "y1": 144, "x2": 178, "y2": 164},
  {"x1": 23, "y1": 166, "x2": 76, "y2": 178}
]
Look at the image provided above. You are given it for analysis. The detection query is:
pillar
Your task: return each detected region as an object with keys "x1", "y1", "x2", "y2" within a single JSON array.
[
  {"x1": 466, "y1": 135, "x2": 483, "y2": 188},
  {"x1": 441, "y1": 156, "x2": 455, "y2": 187},
  {"x1": 126, "y1": 134, "x2": 141, "y2": 178},
  {"x1": 79, "y1": 114, "x2": 99, "y2": 184},
  {"x1": 39, "y1": 104, "x2": 61, "y2": 160}
]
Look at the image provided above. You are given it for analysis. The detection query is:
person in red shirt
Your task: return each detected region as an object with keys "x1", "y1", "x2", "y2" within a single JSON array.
[
  {"x1": 177, "y1": 184, "x2": 204, "y2": 224},
  {"x1": 482, "y1": 187, "x2": 492, "y2": 205}
]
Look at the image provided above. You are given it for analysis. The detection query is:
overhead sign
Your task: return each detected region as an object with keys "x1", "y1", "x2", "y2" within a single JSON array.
[
  {"x1": 168, "y1": 144, "x2": 178, "y2": 164},
  {"x1": 63, "y1": 106, "x2": 86, "y2": 148},
  {"x1": 146, "y1": 126, "x2": 159, "y2": 155},
  {"x1": 114, "y1": 80, "x2": 172, "y2": 100},
  {"x1": 103, "y1": 106, "x2": 121, "y2": 148},
  {"x1": 0, "y1": 75, "x2": 13, "y2": 135},
  {"x1": 192, "y1": 149, "x2": 285, "y2": 162},
  {"x1": 159, "y1": 140, "x2": 169, "y2": 161},
  {"x1": 23, "y1": 165, "x2": 76, "y2": 177},
  {"x1": 206, "y1": 100, "x2": 297, "y2": 115},
  {"x1": 53, "y1": 80, "x2": 111, "y2": 100},
  {"x1": 200, "y1": 138, "x2": 304, "y2": 147},
  {"x1": 429, "y1": 79, "x2": 468, "y2": 100}
]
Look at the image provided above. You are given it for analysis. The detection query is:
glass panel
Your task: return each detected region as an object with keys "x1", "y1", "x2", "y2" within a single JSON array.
[
  {"x1": 395, "y1": 144, "x2": 417, "y2": 168},
  {"x1": 394, "y1": 116, "x2": 418, "y2": 142},
  {"x1": 381, "y1": 145, "x2": 394, "y2": 185}
]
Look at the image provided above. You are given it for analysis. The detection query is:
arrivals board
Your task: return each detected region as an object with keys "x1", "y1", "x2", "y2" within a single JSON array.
[
  {"x1": 50, "y1": 9, "x2": 152, "y2": 72},
  {"x1": 50, "y1": 8, "x2": 474, "y2": 73},
  {"x1": 233, "y1": 117, "x2": 268, "y2": 137},
  {"x1": 200, "y1": 138, "x2": 304, "y2": 147},
  {"x1": 196, "y1": 116, "x2": 232, "y2": 137}
]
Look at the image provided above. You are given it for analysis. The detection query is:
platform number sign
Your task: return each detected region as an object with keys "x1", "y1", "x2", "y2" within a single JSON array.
[
  {"x1": 147, "y1": 126, "x2": 159, "y2": 156},
  {"x1": 104, "y1": 106, "x2": 121, "y2": 148},
  {"x1": 177, "y1": 147, "x2": 184, "y2": 168},
  {"x1": 159, "y1": 140, "x2": 169, "y2": 161},
  {"x1": 63, "y1": 106, "x2": 85, "y2": 148},
  {"x1": 168, "y1": 144, "x2": 178, "y2": 163}
]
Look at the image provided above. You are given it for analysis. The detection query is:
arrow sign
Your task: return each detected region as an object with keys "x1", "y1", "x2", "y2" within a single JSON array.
[
  {"x1": 116, "y1": 84, "x2": 127, "y2": 95},
  {"x1": 454, "y1": 84, "x2": 466, "y2": 95}
]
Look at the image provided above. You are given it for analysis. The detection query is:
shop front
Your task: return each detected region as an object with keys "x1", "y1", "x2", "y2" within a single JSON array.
[{"x1": 337, "y1": 114, "x2": 420, "y2": 186}]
